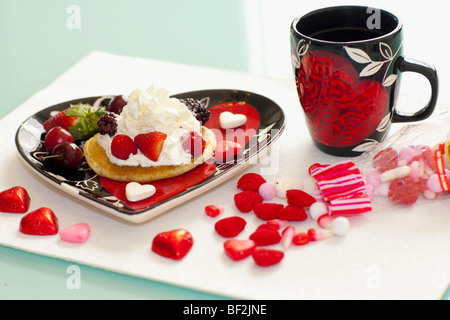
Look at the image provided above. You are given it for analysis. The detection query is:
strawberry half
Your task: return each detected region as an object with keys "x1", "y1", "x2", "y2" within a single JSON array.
[
  {"x1": 43, "y1": 103, "x2": 106, "y2": 140},
  {"x1": 134, "y1": 132, "x2": 167, "y2": 162}
]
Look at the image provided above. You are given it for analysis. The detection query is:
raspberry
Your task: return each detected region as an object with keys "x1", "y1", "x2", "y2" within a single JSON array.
[
  {"x1": 234, "y1": 191, "x2": 263, "y2": 213},
  {"x1": 286, "y1": 189, "x2": 316, "y2": 208},
  {"x1": 251, "y1": 248, "x2": 284, "y2": 267},
  {"x1": 111, "y1": 134, "x2": 137, "y2": 160},
  {"x1": 277, "y1": 205, "x2": 308, "y2": 221},
  {"x1": 253, "y1": 203, "x2": 284, "y2": 221},
  {"x1": 249, "y1": 224, "x2": 281, "y2": 246},
  {"x1": 97, "y1": 112, "x2": 118, "y2": 136},
  {"x1": 214, "y1": 216, "x2": 246, "y2": 238},
  {"x1": 237, "y1": 173, "x2": 266, "y2": 192}
]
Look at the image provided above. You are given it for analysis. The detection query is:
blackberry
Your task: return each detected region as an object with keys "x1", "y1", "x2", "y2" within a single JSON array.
[
  {"x1": 180, "y1": 98, "x2": 211, "y2": 124},
  {"x1": 97, "y1": 112, "x2": 119, "y2": 136}
]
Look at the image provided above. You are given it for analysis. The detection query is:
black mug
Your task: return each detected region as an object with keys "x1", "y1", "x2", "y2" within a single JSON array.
[{"x1": 290, "y1": 6, "x2": 439, "y2": 157}]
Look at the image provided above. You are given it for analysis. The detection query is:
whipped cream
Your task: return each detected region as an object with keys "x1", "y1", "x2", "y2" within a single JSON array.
[{"x1": 97, "y1": 85, "x2": 202, "y2": 167}]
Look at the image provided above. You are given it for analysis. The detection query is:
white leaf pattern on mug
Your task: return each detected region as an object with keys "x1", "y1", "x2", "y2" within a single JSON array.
[
  {"x1": 360, "y1": 61, "x2": 384, "y2": 77},
  {"x1": 344, "y1": 47, "x2": 372, "y2": 64},
  {"x1": 379, "y1": 42, "x2": 393, "y2": 60},
  {"x1": 345, "y1": 41, "x2": 403, "y2": 87},
  {"x1": 352, "y1": 139, "x2": 379, "y2": 153},
  {"x1": 382, "y1": 74, "x2": 398, "y2": 87}
]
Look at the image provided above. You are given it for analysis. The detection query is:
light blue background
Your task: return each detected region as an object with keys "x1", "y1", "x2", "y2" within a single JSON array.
[{"x1": 0, "y1": 0, "x2": 248, "y2": 300}]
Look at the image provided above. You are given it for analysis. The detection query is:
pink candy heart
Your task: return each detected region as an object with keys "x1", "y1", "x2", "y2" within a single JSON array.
[{"x1": 60, "y1": 223, "x2": 90, "y2": 243}]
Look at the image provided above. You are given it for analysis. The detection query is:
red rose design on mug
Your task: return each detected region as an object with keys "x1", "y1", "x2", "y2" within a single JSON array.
[{"x1": 298, "y1": 50, "x2": 389, "y2": 148}]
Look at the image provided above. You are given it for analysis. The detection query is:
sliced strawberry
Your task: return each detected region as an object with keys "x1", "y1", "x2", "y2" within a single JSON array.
[
  {"x1": 134, "y1": 132, "x2": 167, "y2": 161},
  {"x1": 111, "y1": 134, "x2": 137, "y2": 160},
  {"x1": 43, "y1": 103, "x2": 105, "y2": 140},
  {"x1": 182, "y1": 131, "x2": 205, "y2": 157},
  {"x1": 223, "y1": 239, "x2": 256, "y2": 261}
]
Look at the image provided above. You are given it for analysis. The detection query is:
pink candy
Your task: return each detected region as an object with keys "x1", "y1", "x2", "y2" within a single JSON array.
[
  {"x1": 258, "y1": 182, "x2": 277, "y2": 201},
  {"x1": 60, "y1": 223, "x2": 90, "y2": 244},
  {"x1": 309, "y1": 161, "x2": 372, "y2": 216}
]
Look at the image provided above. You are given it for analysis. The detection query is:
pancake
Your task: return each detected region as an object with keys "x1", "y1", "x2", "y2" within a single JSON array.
[{"x1": 84, "y1": 126, "x2": 216, "y2": 182}]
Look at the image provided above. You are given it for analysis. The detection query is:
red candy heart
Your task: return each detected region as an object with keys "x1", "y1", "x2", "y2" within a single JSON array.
[
  {"x1": 249, "y1": 224, "x2": 281, "y2": 246},
  {"x1": 234, "y1": 191, "x2": 263, "y2": 213},
  {"x1": 237, "y1": 173, "x2": 267, "y2": 192},
  {"x1": 0, "y1": 186, "x2": 31, "y2": 213},
  {"x1": 151, "y1": 229, "x2": 193, "y2": 260},
  {"x1": 388, "y1": 177, "x2": 420, "y2": 205},
  {"x1": 223, "y1": 239, "x2": 256, "y2": 261},
  {"x1": 215, "y1": 216, "x2": 246, "y2": 238},
  {"x1": 253, "y1": 203, "x2": 284, "y2": 221},
  {"x1": 251, "y1": 248, "x2": 284, "y2": 267},
  {"x1": 277, "y1": 205, "x2": 308, "y2": 221},
  {"x1": 19, "y1": 207, "x2": 59, "y2": 235},
  {"x1": 373, "y1": 147, "x2": 399, "y2": 173},
  {"x1": 286, "y1": 189, "x2": 316, "y2": 208}
]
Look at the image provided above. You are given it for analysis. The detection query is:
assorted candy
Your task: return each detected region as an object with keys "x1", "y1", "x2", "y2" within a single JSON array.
[
  {"x1": 364, "y1": 143, "x2": 450, "y2": 207},
  {"x1": 206, "y1": 172, "x2": 353, "y2": 267}
]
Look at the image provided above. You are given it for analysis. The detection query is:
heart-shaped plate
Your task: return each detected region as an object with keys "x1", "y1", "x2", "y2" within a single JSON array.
[{"x1": 15, "y1": 89, "x2": 285, "y2": 223}]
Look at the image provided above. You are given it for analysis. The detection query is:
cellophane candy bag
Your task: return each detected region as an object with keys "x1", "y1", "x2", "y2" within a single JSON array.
[{"x1": 309, "y1": 119, "x2": 450, "y2": 214}]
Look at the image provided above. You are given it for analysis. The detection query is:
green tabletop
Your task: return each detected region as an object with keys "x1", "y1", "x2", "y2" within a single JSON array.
[{"x1": 0, "y1": 0, "x2": 247, "y2": 300}]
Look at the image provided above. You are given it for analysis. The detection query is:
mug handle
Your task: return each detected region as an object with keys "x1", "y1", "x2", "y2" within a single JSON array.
[{"x1": 392, "y1": 56, "x2": 439, "y2": 123}]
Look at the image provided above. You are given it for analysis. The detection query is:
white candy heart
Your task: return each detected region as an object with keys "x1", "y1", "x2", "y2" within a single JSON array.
[
  {"x1": 219, "y1": 111, "x2": 247, "y2": 129},
  {"x1": 125, "y1": 182, "x2": 156, "y2": 202}
]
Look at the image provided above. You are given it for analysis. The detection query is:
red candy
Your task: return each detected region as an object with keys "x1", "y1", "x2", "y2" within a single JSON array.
[
  {"x1": 251, "y1": 248, "x2": 284, "y2": 267},
  {"x1": 292, "y1": 232, "x2": 310, "y2": 246},
  {"x1": 19, "y1": 207, "x2": 59, "y2": 236},
  {"x1": 151, "y1": 229, "x2": 194, "y2": 260},
  {"x1": 223, "y1": 239, "x2": 256, "y2": 261},
  {"x1": 204, "y1": 205, "x2": 224, "y2": 217},
  {"x1": 249, "y1": 224, "x2": 281, "y2": 246},
  {"x1": 214, "y1": 216, "x2": 247, "y2": 238},
  {"x1": 234, "y1": 191, "x2": 263, "y2": 213},
  {"x1": 388, "y1": 177, "x2": 421, "y2": 205},
  {"x1": 0, "y1": 186, "x2": 31, "y2": 213},
  {"x1": 237, "y1": 173, "x2": 267, "y2": 192},
  {"x1": 373, "y1": 147, "x2": 399, "y2": 173},
  {"x1": 253, "y1": 203, "x2": 284, "y2": 221},
  {"x1": 286, "y1": 189, "x2": 316, "y2": 208},
  {"x1": 277, "y1": 205, "x2": 308, "y2": 221}
]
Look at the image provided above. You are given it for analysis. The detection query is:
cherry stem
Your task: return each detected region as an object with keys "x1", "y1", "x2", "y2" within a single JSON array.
[{"x1": 38, "y1": 154, "x2": 63, "y2": 161}]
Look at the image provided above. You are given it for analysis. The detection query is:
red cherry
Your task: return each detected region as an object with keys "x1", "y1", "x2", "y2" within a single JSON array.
[
  {"x1": 44, "y1": 126, "x2": 74, "y2": 153},
  {"x1": 108, "y1": 95, "x2": 128, "y2": 115},
  {"x1": 51, "y1": 142, "x2": 84, "y2": 168}
]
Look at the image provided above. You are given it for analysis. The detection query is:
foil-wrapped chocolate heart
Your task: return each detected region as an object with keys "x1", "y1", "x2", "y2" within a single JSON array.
[
  {"x1": 0, "y1": 186, "x2": 31, "y2": 213},
  {"x1": 19, "y1": 207, "x2": 59, "y2": 236}
]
